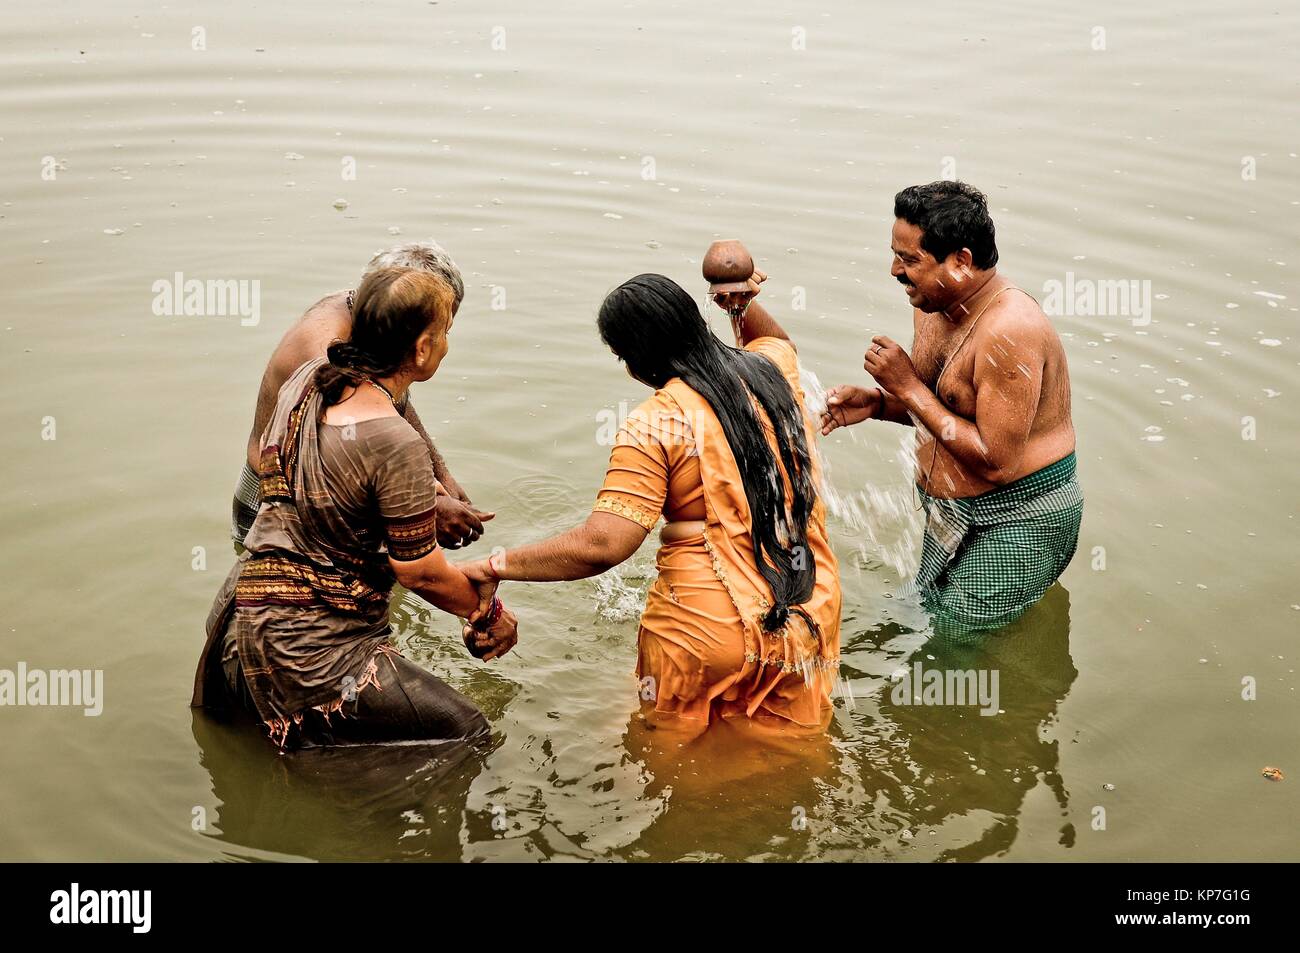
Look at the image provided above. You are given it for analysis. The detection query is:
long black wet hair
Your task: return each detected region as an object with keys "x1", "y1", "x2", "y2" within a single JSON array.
[
  {"x1": 598, "y1": 273, "x2": 816, "y2": 632},
  {"x1": 315, "y1": 266, "x2": 455, "y2": 407}
]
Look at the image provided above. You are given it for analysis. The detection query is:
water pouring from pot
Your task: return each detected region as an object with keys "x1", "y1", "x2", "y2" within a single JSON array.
[{"x1": 703, "y1": 239, "x2": 767, "y2": 331}]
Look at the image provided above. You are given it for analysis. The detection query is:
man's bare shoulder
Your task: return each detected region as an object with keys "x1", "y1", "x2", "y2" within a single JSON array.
[
  {"x1": 294, "y1": 289, "x2": 351, "y2": 336},
  {"x1": 979, "y1": 288, "x2": 1053, "y2": 347},
  {"x1": 271, "y1": 290, "x2": 352, "y2": 371},
  {"x1": 970, "y1": 290, "x2": 1057, "y2": 386},
  {"x1": 301, "y1": 289, "x2": 352, "y2": 320}
]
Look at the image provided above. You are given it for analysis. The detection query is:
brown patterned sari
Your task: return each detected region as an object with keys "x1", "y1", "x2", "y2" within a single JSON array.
[{"x1": 193, "y1": 360, "x2": 475, "y2": 748}]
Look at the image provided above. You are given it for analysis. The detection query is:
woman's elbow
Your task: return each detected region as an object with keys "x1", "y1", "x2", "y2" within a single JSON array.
[
  {"x1": 582, "y1": 541, "x2": 622, "y2": 575},
  {"x1": 581, "y1": 526, "x2": 635, "y2": 574},
  {"x1": 391, "y1": 562, "x2": 429, "y2": 593}
]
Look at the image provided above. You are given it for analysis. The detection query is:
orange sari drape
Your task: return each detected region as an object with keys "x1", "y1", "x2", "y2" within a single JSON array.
[{"x1": 593, "y1": 337, "x2": 842, "y2": 743}]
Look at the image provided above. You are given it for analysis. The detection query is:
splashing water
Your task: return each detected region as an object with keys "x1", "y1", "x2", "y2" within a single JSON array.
[
  {"x1": 591, "y1": 560, "x2": 652, "y2": 622},
  {"x1": 579, "y1": 365, "x2": 926, "y2": 625},
  {"x1": 799, "y1": 366, "x2": 924, "y2": 581}
]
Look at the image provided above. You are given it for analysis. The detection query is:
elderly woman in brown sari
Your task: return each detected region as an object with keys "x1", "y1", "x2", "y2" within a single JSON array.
[
  {"x1": 462, "y1": 256, "x2": 841, "y2": 743},
  {"x1": 193, "y1": 267, "x2": 517, "y2": 749}
]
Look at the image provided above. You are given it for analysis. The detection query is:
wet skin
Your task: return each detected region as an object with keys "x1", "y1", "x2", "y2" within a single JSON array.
[
  {"x1": 823, "y1": 219, "x2": 1075, "y2": 499},
  {"x1": 246, "y1": 290, "x2": 494, "y2": 546}
]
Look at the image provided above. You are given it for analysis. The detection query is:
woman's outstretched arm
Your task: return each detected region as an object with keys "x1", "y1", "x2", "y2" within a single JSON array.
[
  {"x1": 463, "y1": 511, "x2": 649, "y2": 584},
  {"x1": 392, "y1": 548, "x2": 520, "y2": 660},
  {"x1": 390, "y1": 547, "x2": 485, "y2": 617}
]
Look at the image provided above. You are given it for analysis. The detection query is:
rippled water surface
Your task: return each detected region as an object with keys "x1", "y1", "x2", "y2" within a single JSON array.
[{"x1": 1, "y1": 0, "x2": 1297, "y2": 861}]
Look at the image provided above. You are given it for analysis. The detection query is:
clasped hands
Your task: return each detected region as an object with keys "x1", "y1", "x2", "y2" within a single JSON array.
[{"x1": 457, "y1": 558, "x2": 518, "y2": 662}]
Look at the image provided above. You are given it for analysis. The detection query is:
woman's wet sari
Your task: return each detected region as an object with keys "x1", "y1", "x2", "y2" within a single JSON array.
[
  {"x1": 594, "y1": 337, "x2": 842, "y2": 743},
  {"x1": 193, "y1": 359, "x2": 483, "y2": 748}
]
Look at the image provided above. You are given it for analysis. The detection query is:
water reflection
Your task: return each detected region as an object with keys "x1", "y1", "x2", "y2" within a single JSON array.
[
  {"x1": 190, "y1": 582, "x2": 1075, "y2": 862},
  {"x1": 824, "y1": 583, "x2": 1077, "y2": 861},
  {"x1": 614, "y1": 702, "x2": 839, "y2": 861},
  {"x1": 191, "y1": 710, "x2": 494, "y2": 861},
  {"x1": 532, "y1": 586, "x2": 1073, "y2": 862}
]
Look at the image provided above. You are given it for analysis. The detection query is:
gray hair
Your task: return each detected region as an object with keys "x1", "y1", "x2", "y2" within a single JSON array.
[{"x1": 363, "y1": 241, "x2": 464, "y2": 309}]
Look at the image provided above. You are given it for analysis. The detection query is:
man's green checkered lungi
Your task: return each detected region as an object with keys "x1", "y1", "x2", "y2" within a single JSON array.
[{"x1": 909, "y1": 452, "x2": 1083, "y2": 637}]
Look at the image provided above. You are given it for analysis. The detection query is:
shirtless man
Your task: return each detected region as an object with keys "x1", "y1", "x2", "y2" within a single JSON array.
[
  {"x1": 233, "y1": 241, "x2": 494, "y2": 550},
  {"x1": 821, "y1": 181, "x2": 1083, "y2": 633}
]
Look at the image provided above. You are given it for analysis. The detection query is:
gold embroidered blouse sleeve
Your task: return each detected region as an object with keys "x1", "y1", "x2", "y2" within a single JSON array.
[{"x1": 592, "y1": 391, "x2": 679, "y2": 531}]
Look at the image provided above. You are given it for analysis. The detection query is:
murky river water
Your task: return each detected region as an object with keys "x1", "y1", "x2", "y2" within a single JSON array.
[{"x1": 1, "y1": 0, "x2": 1296, "y2": 861}]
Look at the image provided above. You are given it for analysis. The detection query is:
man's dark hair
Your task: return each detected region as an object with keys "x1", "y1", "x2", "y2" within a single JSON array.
[{"x1": 894, "y1": 181, "x2": 999, "y2": 270}]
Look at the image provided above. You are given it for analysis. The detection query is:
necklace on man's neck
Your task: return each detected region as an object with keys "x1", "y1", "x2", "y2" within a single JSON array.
[{"x1": 943, "y1": 274, "x2": 1003, "y2": 325}]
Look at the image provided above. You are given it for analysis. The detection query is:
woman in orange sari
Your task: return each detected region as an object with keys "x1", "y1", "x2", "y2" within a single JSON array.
[{"x1": 462, "y1": 256, "x2": 841, "y2": 744}]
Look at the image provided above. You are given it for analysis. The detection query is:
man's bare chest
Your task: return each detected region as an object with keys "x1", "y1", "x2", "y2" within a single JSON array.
[{"x1": 912, "y1": 321, "x2": 977, "y2": 412}]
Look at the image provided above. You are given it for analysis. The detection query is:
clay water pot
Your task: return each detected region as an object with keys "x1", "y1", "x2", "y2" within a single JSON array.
[{"x1": 703, "y1": 239, "x2": 757, "y2": 294}]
